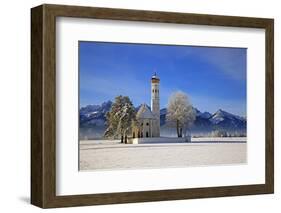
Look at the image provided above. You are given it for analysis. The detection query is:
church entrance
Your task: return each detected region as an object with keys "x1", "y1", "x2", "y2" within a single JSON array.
[{"x1": 146, "y1": 132, "x2": 149, "y2": 137}]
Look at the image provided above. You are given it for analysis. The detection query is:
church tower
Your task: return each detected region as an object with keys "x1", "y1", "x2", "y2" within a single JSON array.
[{"x1": 151, "y1": 73, "x2": 160, "y2": 137}]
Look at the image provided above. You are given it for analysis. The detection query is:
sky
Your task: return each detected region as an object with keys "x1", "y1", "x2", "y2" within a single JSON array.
[{"x1": 79, "y1": 41, "x2": 247, "y2": 116}]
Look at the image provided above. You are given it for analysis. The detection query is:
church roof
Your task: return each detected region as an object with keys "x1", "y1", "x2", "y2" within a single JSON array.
[
  {"x1": 151, "y1": 72, "x2": 160, "y2": 80},
  {"x1": 151, "y1": 73, "x2": 160, "y2": 83},
  {"x1": 136, "y1": 104, "x2": 156, "y2": 119}
]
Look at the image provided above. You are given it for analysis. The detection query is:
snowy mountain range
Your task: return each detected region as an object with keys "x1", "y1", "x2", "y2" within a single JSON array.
[{"x1": 80, "y1": 101, "x2": 246, "y2": 135}]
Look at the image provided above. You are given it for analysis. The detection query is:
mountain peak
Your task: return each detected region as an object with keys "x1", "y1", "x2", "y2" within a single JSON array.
[
  {"x1": 193, "y1": 107, "x2": 212, "y2": 119},
  {"x1": 216, "y1": 109, "x2": 226, "y2": 114},
  {"x1": 210, "y1": 108, "x2": 245, "y2": 125}
]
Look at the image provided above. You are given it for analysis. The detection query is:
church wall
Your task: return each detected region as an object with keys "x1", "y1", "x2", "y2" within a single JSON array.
[{"x1": 133, "y1": 118, "x2": 158, "y2": 138}]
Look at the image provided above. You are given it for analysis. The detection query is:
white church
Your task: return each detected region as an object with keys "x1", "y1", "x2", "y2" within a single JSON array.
[
  {"x1": 129, "y1": 73, "x2": 188, "y2": 144},
  {"x1": 132, "y1": 73, "x2": 161, "y2": 139}
]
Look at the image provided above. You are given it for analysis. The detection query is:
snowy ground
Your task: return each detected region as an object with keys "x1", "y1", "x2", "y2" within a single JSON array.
[{"x1": 79, "y1": 137, "x2": 247, "y2": 171}]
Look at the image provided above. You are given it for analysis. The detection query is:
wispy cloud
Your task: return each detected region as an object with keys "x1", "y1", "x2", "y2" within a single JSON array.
[
  {"x1": 185, "y1": 47, "x2": 247, "y2": 81},
  {"x1": 79, "y1": 60, "x2": 151, "y2": 107}
]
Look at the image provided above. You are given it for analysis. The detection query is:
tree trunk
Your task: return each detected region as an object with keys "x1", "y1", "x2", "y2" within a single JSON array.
[
  {"x1": 176, "y1": 120, "x2": 180, "y2": 137},
  {"x1": 184, "y1": 127, "x2": 189, "y2": 138},
  {"x1": 121, "y1": 135, "x2": 123, "y2": 143},
  {"x1": 179, "y1": 127, "x2": 182, "y2": 137}
]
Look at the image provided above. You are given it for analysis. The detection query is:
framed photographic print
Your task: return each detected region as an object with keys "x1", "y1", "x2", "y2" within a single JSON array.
[{"x1": 31, "y1": 4, "x2": 274, "y2": 208}]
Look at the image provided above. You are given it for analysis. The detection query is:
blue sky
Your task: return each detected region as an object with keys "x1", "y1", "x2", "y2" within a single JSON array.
[{"x1": 79, "y1": 41, "x2": 246, "y2": 116}]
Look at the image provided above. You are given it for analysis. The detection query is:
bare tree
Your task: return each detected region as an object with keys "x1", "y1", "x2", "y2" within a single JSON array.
[{"x1": 166, "y1": 91, "x2": 196, "y2": 138}]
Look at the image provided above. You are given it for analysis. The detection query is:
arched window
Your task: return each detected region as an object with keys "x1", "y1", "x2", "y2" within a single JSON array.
[{"x1": 146, "y1": 122, "x2": 149, "y2": 126}]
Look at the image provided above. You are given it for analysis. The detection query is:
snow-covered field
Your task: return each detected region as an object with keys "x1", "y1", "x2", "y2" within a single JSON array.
[{"x1": 79, "y1": 137, "x2": 247, "y2": 171}]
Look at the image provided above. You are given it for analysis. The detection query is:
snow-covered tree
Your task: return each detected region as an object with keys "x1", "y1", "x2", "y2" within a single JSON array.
[
  {"x1": 166, "y1": 91, "x2": 196, "y2": 138},
  {"x1": 104, "y1": 96, "x2": 136, "y2": 143},
  {"x1": 104, "y1": 96, "x2": 123, "y2": 139}
]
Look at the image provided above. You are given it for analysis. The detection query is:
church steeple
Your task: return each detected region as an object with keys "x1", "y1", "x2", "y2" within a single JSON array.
[{"x1": 151, "y1": 73, "x2": 160, "y2": 137}]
